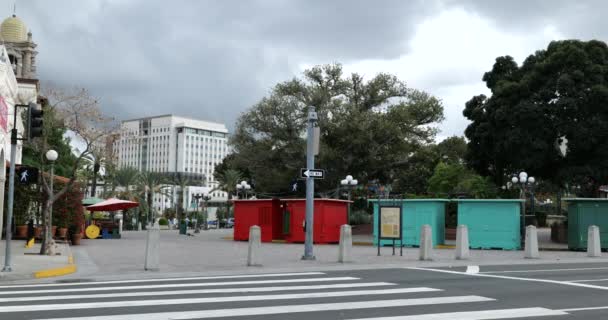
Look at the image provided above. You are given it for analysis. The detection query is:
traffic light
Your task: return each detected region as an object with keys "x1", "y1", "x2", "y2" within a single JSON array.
[{"x1": 27, "y1": 102, "x2": 43, "y2": 139}]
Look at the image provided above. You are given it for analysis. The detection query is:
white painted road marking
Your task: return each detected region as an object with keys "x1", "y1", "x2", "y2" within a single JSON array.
[
  {"x1": 466, "y1": 266, "x2": 480, "y2": 274},
  {"x1": 559, "y1": 305, "x2": 608, "y2": 312},
  {"x1": 0, "y1": 282, "x2": 397, "y2": 303},
  {"x1": 408, "y1": 267, "x2": 608, "y2": 291},
  {"x1": 347, "y1": 307, "x2": 567, "y2": 319},
  {"x1": 479, "y1": 267, "x2": 608, "y2": 274},
  {"x1": 0, "y1": 288, "x2": 444, "y2": 313},
  {"x1": 0, "y1": 271, "x2": 326, "y2": 289},
  {"x1": 33, "y1": 296, "x2": 495, "y2": 320},
  {"x1": 0, "y1": 276, "x2": 359, "y2": 295},
  {"x1": 569, "y1": 278, "x2": 608, "y2": 283}
]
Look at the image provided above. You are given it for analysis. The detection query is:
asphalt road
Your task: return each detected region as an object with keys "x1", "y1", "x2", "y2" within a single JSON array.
[{"x1": 3, "y1": 263, "x2": 608, "y2": 319}]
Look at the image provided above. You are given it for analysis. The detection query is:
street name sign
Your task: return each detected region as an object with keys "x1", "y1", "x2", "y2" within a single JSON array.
[{"x1": 300, "y1": 168, "x2": 325, "y2": 179}]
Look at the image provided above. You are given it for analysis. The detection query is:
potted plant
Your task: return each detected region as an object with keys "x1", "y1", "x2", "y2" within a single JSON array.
[
  {"x1": 57, "y1": 223, "x2": 68, "y2": 240},
  {"x1": 14, "y1": 213, "x2": 28, "y2": 239},
  {"x1": 69, "y1": 225, "x2": 82, "y2": 245},
  {"x1": 34, "y1": 225, "x2": 43, "y2": 239}
]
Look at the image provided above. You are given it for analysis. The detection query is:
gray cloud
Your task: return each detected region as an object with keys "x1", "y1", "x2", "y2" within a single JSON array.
[
  {"x1": 5, "y1": 0, "x2": 608, "y2": 137},
  {"x1": 8, "y1": 0, "x2": 434, "y2": 130},
  {"x1": 449, "y1": 0, "x2": 608, "y2": 41}
]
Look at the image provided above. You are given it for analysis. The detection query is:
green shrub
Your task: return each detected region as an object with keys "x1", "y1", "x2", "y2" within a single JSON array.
[
  {"x1": 349, "y1": 210, "x2": 371, "y2": 225},
  {"x1": 158, "y1": 218, "x2": 168, "y2": 226}
]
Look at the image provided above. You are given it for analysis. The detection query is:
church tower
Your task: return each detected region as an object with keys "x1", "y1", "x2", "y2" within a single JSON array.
[{"x1": 0, "y1": 14, "x2": 37, "y2": 80}]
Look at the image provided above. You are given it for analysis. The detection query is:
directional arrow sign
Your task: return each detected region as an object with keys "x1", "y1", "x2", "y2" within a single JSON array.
[{"x1": 300, "y1": 168, "x2": 325, "y2": 179}]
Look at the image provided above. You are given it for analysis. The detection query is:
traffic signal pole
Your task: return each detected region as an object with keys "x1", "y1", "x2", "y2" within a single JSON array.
[
  {"x1": 2, "y1": 103, "x2": 40, "y2": 272},
  {"x1": 1, "y1": 127, "x2": 17, "y2": 271}
]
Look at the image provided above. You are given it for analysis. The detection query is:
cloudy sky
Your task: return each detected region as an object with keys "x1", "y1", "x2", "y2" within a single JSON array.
[{"x1": 4, "y1": 0, "x2": 607, "y2": 140}]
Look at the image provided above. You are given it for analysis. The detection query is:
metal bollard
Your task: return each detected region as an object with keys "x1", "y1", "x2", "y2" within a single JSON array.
[
  {"x1": 247, "y1": 225, "x2": 262, "y2": 266},
  {"x1": 588, "y1": 225, "x2": 601, "y2": 257},
  {"x1": 419, "y1": 224, "x2": 433, "y2": 261},
  {"x1": 338, "y1": 225, "x2": 352, "y2": 263},
  {"x1": 524, "y1": 225, "x2": 539, "y2": 259},
  {"x1": 144, "y1": 222, "x2": 160, "y2": 271},
  {"x1": 455, "y1": 224, "x2": 470, "y2": 260}
]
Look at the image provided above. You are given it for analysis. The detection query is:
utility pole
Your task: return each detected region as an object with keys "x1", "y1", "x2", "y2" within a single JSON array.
[{"x1": 302, "y1": 106, "x2": 317, "y2": 260}]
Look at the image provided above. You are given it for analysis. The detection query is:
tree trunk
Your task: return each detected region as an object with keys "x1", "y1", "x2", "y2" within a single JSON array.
[
  {"x1": 39, "y1": 199, "x2": 53, "y2": 255},
  {"x1": 90, "y1": 162, "x2": 100, "y2": 197},
  {"x1": 147, "y1": 190, "x2": 153, "y2": 225}
]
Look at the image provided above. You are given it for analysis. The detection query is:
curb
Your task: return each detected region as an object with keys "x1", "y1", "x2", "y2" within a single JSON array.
[{"x1": 33, "y1": 241, "x2": 77, "y2": 279}]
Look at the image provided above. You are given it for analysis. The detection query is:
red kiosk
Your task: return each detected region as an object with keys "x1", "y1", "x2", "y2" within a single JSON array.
[
  {"x1": 233, "y1": 198, "x2": 349, "y2": 244},
  {"x1": 233, "y1": 199, "x2": 282, "y2": 242}
]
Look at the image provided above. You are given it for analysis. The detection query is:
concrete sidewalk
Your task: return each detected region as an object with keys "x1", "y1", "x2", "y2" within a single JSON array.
[
  {"x1": 30, "y1": 228, "x2": 604, "y2": 284},
  {"x1": 0, "y1": 239, "x2": 75, "y2": 281}
]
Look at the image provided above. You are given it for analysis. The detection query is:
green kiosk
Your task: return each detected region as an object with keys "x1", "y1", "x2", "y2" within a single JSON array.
[{"x1": 563, "y1": 198, "x2": 608, "y2": 250}]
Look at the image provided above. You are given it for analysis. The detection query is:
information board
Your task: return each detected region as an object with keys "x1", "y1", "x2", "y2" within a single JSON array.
[{"x1": 379, "y1": 206, "x2": 401, "y2": 239}]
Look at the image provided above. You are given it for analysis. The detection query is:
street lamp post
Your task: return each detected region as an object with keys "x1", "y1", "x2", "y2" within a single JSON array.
[
  {"x1": 45, "y1": 150, "x2": 58, "y2": 254},
  {"x1": 340, "y1": 175, "x2": 358, "y2": 223},
  {"x1": 508, "y1": 171, "x2": 536, "y2": 240},
  {"x1": 192, "y1": 193, "x2": 203, "y2": 233},
  {"x1": 202, "y1": 193, "x2": 211, "y2": 230},
  {"x1": 236, "y1": 181, "x2": 251, "y2": 199}
]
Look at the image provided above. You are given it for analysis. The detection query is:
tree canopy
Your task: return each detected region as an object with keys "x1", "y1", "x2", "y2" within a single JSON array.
[
  {"x1": 464, "y1": 40, "x2": 608, "y2": 195},
  {"x1": 228, "y1": 64, "x2": 444, "y2": 194}
]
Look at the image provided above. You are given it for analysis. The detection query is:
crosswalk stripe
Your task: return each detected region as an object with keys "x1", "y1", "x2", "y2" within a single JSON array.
[
  {"x1": 34, "y1": 296, "x2": 494, "y2": 320},
  {"x1": 0, "y1": 271, "x2": 326, "y2": 289},
  {"x1": 0, "y1": 282, "x2": 398, "y2": 303},
  {"x1": 0, "y1": 276, "x2": 359, "y2": 295},
  {"x1": 346, "y1": 307, "x2": 568, "y2": 319},
  {"x1": 0, "y1": 287, "x2": 442, "y2": 313}
]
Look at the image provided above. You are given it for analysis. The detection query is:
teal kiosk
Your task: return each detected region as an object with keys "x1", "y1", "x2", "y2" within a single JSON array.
[
  {"x1": 370, "y1": 199, "x2": 448, "y2": 247},
  {"x1": 455, "y1": 199, "x2": 524, "y2": 250}
]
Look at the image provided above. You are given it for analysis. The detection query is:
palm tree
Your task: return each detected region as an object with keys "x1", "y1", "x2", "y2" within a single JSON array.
[
  {"x1": 112, "y1": 167, "x2": 140, "y2": 199},
  {"x1": 111, "y1": 166, "x2": 140, "y2": 227},
  {"x1": 214, "y1": 169, "x2": 242, "y2": 218},
  {"x1": 169, "y1": 172, "x2": 206, "y2": 221},
  {"x1": 81, "y1": 147, "x2": 108, "y2": 197},
  {"x1": 137, "y1": 171, "x2": 169, "y2": 225}
]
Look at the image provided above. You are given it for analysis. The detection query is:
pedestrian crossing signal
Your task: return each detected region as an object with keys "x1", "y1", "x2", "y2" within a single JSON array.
[{"x1": 16, "y1": 166, "x2": 38, "y2": 184}]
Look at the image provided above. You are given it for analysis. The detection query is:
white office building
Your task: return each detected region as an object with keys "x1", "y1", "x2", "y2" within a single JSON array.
[{"x1": 114, "y1": 115, "x2": 229, "y2": 213}]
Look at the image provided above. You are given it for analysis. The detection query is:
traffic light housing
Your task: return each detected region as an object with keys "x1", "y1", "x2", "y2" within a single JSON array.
[{"x1": 27, "y1": 102, "x2": 43, "y2": 140}]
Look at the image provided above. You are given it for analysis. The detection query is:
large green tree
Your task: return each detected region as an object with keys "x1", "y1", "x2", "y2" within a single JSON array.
[
  {"x1": 229, "y1": 64, "x2": 444, "y2": 194},
  {"x1": 464, "y1": 40, "x2": 608, "y2": 195}
]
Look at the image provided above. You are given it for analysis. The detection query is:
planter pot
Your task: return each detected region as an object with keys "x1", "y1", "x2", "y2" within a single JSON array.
[
  {"x1": 51, "y1": 226, "x2": 57, "y2": 238},
  {"x1": 551, "y1": 224, "x2": 568, "y2": 244},
  {"x1": 15, "y1": 225, "x2": 27, "y2": 239},
  {"x1": 445, "y1": 228, "x2": 457, "y2": 240},
  {"x1": 71, "y1": 234, "x2": 83, "y2": 246},
  {"x1": 34, "y1": 227, "x2": 43, "y2": 239},
  {"x1": 57, "y1": 227, "x2": 68, "y2": 239}
]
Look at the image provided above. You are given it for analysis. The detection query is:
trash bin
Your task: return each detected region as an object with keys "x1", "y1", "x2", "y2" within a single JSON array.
[
  {"x1": 233, "y1": 199, "x2": 282, "y2": 242},
  {"x1": 370, "y1": 199, "x2": 448, "y2": 247},
  {"x1": 456, "y1": 199, "x2": 524, "y2": 250},
  {"x1": 564, "y1": 198, "x2": 608, "y2": 250},
  {"x1": 282, "y1": 199, "x2": 349, "y2": 244},
  {"x1": 179, "y1": 221, "x2": 187, "y2": 235}
]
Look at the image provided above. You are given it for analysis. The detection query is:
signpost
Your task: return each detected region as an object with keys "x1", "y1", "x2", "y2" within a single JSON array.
[
  {"x1": 302, "y1": 106, "x2": 318, "y2": 261},
  {"x1": 300, "y1": 168, "x2": 325, "y2": 179},
  {"x1": 377, "y1": 205, "x2": 403, "y2": 256}
]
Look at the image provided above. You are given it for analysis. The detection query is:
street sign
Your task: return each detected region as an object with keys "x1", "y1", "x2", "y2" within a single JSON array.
[{"x1": 300, "y1": 168, "x2": 325, "y2": 179}]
